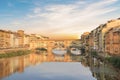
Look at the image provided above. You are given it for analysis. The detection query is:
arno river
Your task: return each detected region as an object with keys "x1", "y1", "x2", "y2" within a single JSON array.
[
  {"x1": 0, "y1": 53, "x2": 119, "y2": 80},
  {"x1": 0, "y1": 40, "x2": 120, "y2": 80}
]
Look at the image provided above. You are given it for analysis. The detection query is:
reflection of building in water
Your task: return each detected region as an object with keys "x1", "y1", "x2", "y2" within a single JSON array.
[
  {"x1": 0, "y1": 50, "x2": 71, "y2": 80},
  {"x1": 54, "y1": 56, "x2": 64, "y2": 61},
  {"x1": 0, "y1": 59, "x2": 11, "y2": 79},
  {"x1": 47, "y1": 46, "x2": 55, "y2": 62},
  {"x1": 54, "y1": 54, "x2": 71, "y2": 62},
  {"x1": 64, "y1": 54, "x2": 71, "y2": 62},
  {"x1": 81, "y1": 57, "x2": 89, "y2": 67},
  {"x1": 0, "y1": 52, "x2": 119, "y2": 80},
  {"x1": 83, "y1": 56, "x2": 120, "y2": 80},
  {"x1": 18, "y1": 57, "x2": 24, "y2": 73},
  {"x1": 0, "y1": 56, "x2": 34, "y2": 79}
]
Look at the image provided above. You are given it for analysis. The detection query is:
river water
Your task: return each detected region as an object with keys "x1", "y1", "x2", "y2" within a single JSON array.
[{"x1": 0, "y1": 52, "x2": 119, "y2": 80}]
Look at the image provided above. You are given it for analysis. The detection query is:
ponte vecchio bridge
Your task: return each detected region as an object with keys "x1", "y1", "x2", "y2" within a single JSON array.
[
  {"x1": 30, "y1": 39, "x2": 80, "y2": 60},
  {"x1": 30, "y1": 39, "x2": 78, "y2": 49}
]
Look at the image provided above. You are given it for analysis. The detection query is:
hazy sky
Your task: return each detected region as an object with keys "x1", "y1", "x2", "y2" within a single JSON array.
[{"x1": 0, "y1": 0, "x2": 120, "y2": 39}]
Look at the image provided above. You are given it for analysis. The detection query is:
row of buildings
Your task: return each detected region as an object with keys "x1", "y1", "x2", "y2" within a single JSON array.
[
  {"x1": 0, "y1": 30, "x2": 49, "y2": 49},
  {"x1": 81, "y1": 18, "x2": 120, "y2": 55}
]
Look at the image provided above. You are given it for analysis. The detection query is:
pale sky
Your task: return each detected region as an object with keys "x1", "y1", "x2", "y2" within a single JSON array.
[{"x1": 0, "y1": 0, "x2": 120, "y2": 39}]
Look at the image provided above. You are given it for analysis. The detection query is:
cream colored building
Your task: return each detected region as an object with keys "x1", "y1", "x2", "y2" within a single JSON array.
[
  {"x1": 14, "y1": 32, "x2": 19, "y2": 48},
  {"x1": 10, "y1": 32, "x2": 15, "y2": 48},
  {"x1": 2, "y1": 30, "x2": 11, "y2": 48},
  {"x1": 105, "y1": 26, "x2": 120, "y2": 55},
  {"x1": 29, "y1": 34, "x2": 49, "y2": 49},
  {"x1": 96, "y1": 24, "x2": 105, "y2": 52},
  {"x1": 17, "y1": 30, "x2": 24, "y2": 47},
  {"x1": 24, "y1": 34, "x2": 30, "y2": 48},
  {"x1": 100, "y1": 19, "x2": 120, "y2": 52},
  {"x1": 83, "y1": 18, "x2": 120, "y2": 54},
  {"x1": 29, "y1": 34, "x2": 38, "y2": 49},
  {"x1": 0, "y1": 30, "x2": 5, "y2": 48},
  {"x1": 0, "y1": 29, "x2": 49, "y2": 49}
]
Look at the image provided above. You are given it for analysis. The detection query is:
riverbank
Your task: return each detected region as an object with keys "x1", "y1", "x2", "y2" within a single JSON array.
[
  {"x1": 0, "y1": 48, "x2": 30, "y2": 54},
  {"x1": 0, "y1": 50, "x2": 31, "y2": 58}
]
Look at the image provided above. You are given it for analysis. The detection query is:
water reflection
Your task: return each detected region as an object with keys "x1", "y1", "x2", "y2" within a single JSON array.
[
  {"x1": 0, "y1": 53, "x2": 119, "y2": 80},
  {"x1": 0, "y1": 53, "x2": 71, "y2": 79},
  {"x1": 81, "y1": 56, "x2": 120, "y2": 80}
]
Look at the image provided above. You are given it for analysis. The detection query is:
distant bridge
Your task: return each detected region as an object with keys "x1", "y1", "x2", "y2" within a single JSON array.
[
  {"x1": 31, "y1": 39, "x2": 78, "y2": 49},
  {"x1": 32, "y1": 39, "x2": 81, "y2": 56}
]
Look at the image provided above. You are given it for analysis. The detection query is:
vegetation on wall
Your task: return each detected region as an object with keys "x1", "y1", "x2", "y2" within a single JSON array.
[
  {"x1": 0, "y1": 50, "x2": 31, "y2": 58},
  {"x1": 36, "y1": 48, "x2": 47, "y2": 51},
  {"x1": 91, "y1": 50, "x2": 98, "y2": 57},
  {"x1": 106, "y1": 56, "x2": 120, "y2": 69}
]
